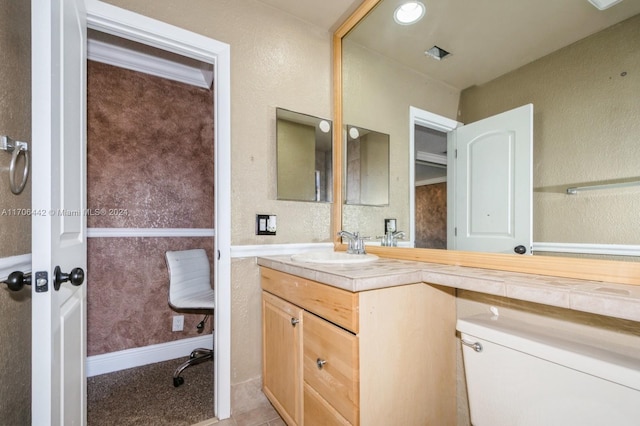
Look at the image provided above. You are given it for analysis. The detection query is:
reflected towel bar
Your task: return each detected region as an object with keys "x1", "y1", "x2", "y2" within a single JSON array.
[{"x1": 566, "y1": 180, "x2": 640, "y2": 195}]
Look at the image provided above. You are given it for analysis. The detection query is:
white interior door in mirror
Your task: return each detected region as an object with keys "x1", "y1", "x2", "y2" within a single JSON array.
[{"x1": 448, "y1": 104, "x2": 532, "y2": 254}]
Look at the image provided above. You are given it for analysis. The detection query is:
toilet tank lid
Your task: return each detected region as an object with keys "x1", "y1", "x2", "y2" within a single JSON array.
[{"x1": 457, "y1": 314, "x2": 640, "y2": 391}]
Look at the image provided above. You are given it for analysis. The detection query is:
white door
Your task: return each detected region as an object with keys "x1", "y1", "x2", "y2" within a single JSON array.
[
  {"x1": 448, "y1": 104, "x2": 533, "y2": 254},
  {"x1": 32, "y1": 0, "x2": 88, "y2": 424}
]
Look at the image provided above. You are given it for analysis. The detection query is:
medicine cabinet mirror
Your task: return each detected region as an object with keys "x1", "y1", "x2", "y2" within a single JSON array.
[{"x1": 276, "y1": 108, "x2": 333, "y2": 202}]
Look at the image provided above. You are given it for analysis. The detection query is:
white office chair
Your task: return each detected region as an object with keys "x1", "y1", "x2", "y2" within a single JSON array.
[{"x1": 166, "y1": 249, "x2": 215, "y2": 387}]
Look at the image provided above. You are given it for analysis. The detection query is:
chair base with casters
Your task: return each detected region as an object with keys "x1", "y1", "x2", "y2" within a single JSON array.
[
  {"x1": 172, "y1": 347, "x2": 213, "y2": 387},
  {"x1": 166, "y1": 249, "x2": 215, "y2": 387}
]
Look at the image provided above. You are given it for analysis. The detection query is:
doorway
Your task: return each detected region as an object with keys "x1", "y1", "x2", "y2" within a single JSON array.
[
  {"x1": 84, "y1": 3, "x2": 231, "y2": 419},
  {"x1": 408, "y1": 106, "x2": 460, "y2": 249},
  {"x1": 414, "y1": 124, "x2": 447, "y2": 249},
  {"x1": 85, "y1": 35, "x2": 216, "y2": 421}
]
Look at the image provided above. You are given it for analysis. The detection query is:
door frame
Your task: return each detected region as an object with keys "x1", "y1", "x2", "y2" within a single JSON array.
[
  {"x1": 409, "y1": 106, "x2": 460, "y2": 248},
  {"x1": 85, "y1": 0, "x2": 231, "y2": 418}
]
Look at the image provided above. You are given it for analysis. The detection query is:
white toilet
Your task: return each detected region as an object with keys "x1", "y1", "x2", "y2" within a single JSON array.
[{"x1": 457, "y1": 313, "x2": 640, "y2": 426}]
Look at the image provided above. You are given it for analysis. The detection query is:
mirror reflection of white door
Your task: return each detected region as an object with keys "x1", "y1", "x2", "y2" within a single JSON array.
[
  {"x1": 32, "y1": 0, "x2": 88, "y2": 424},
  {"x1": 448, "y1": 104, "x2": 533, "y2": 254}
]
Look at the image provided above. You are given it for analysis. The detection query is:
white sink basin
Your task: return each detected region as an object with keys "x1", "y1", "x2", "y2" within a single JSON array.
[{"x1": 291, "y1": 251, "x2": 379, "y2": 264}]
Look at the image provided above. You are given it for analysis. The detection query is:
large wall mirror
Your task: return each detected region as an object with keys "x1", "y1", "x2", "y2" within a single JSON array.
[
  {"x1": 333, "y1": 0, "x2": 640, "y2": 285},
  {"x1": 277, "y1": 108, "x2": 333, "y2": 202}
]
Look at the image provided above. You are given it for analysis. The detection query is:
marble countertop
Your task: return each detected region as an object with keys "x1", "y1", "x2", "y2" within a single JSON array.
[{"x1": 257, "y1": 254, "x2": 640, "y2": 323}]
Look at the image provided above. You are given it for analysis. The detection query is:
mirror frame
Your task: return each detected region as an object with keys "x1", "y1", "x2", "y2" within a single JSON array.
[{"x1": 332, "y1": 0, "x2": 640, "y2": 286}]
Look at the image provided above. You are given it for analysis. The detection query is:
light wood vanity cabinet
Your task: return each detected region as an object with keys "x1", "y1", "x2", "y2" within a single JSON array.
[{"x1": 261, "y1": 267, "x2": 457, "y2": 425}]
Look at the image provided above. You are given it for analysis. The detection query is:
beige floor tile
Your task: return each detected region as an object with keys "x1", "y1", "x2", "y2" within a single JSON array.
[
  {"x1": 212, "y1": 419, "x2": 236, "y2": 426},
  {"x1": 233, "y1": 402, "x2": 282, "y2": 426}
]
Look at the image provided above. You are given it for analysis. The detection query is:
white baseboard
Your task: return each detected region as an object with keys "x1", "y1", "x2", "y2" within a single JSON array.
[{"x1": 86, "y1": 334, "x2": 213, "y2": 377}]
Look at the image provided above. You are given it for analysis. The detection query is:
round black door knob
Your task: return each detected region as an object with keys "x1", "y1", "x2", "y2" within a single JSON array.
[
  {"x1": 53, "y1": 266, "x2": 85, "y2": 291},
  {"x1": 514, "y1": 245, "x2": 527, "y2": 254},
  {"x1": 3, "y1": 271, "x2": 31, "y2": 292}
]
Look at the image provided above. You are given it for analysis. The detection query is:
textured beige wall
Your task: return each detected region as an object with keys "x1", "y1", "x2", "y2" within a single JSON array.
[
  {"x1": 106, "y1": 0, "x2": 333, "y2": 246},
  {"x1": 342, "y1": 39, "x2": 460, "y2": 239},
  {"x1": 460, "y1": 14, "x2": 640, "y2": 246},
  {"x1": 0, "y1": 0, "x2": 31, "y2": 424},
  {"x1": 105, "y1": 0, "x2": 335, "y2": 387}
]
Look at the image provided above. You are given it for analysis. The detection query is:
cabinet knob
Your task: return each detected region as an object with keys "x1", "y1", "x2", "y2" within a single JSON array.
[
  {"x1": 290, "y1": 318, "x2": 300, "y2": 327},
  {"x1": 316, "y1": 358, "x2": 327, "y2": 369}
]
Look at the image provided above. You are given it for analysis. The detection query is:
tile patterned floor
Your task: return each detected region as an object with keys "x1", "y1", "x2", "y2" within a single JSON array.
[{"x1": 204, "y1": 402, "x2": 285, "y2": 426}]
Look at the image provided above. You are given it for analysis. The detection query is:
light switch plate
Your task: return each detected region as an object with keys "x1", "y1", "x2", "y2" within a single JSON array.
[{"x1": 256, "y1": 214, "x2": 276, "y2": 235}]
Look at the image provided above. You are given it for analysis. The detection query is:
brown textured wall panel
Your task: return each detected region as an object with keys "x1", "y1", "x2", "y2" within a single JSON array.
[
  {"x1": 86, "y1": 61, "x2": 215, "y2": 356},
  {"x1": 87, "y1": 61, "x2": 214, "y2": 229},
  {"x1": 415, "y1": 183, "x2": 447, "y2": 249},
  {"x1": 87, "y1": 237, "x2": 215, "y2": 356}
]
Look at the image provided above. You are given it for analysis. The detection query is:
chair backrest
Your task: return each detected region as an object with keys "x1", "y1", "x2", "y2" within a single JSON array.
[{"x1": 166, "y1": 249, "x2": 212, "y2": 308}]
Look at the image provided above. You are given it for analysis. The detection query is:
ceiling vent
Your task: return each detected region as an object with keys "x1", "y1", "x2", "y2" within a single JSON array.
[
  {"x1": 588, "y1": 0, "x2": 623, "y2": 10},
  {"x1": 425, "y1": 46, "x2": 451, "y2": 61}
]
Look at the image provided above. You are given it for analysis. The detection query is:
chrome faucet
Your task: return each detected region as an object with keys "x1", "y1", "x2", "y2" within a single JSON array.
[
  {"x1": 338, "y1": 230, "x2": 367, "y2": 254},
  {"x1": 379, "y1": 230, "x2": 405, "y2": 247}
]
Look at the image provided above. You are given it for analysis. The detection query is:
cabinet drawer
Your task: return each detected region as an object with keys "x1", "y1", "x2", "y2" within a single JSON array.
[
  {"x1": 304, "y1": 382, "x2": 351, "y2": 426},
  {"x1": 303, "y1": 312, "x2": 359, "y2": 425},
  {"x1": 261, "y1": 267, "x2": 359, "y2": 333}
]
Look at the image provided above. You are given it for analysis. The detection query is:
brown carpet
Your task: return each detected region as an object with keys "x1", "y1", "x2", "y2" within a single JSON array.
[{"x1": 87, "y1": 358, "x2": 214, "y2": 426}]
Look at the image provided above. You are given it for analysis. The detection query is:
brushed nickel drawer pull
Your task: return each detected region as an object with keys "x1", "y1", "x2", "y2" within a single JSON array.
[
  {"x1": 290, "y1": 318, "x2": 300, "y2": 327},
  {"x1": 316, "y1": 358, "x2": 327, "y2": 369}
]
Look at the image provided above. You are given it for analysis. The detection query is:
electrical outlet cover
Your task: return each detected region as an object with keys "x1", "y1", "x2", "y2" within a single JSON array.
[{"x1": 256, "y1": 214, "x2": 276, "y2": 235}]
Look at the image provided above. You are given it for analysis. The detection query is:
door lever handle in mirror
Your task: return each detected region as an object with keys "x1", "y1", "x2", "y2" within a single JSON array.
[
  {"x1": 514, "y1": 245, "x2": 527, "y2": 254},
  {"x1": 53, "y1": 266, "x2": 85, "y2": 291}
]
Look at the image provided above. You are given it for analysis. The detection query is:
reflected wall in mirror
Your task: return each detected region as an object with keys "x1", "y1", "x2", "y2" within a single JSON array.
[
  {"x1": 276, "y1": 108, "x2": 333, "y2": 202},
  {"x1": 345, "y1": 125, "x2": 390, "y2": 206},
  {"x1": 340, "y1": 0, "x2": 640, "y2": 259}
]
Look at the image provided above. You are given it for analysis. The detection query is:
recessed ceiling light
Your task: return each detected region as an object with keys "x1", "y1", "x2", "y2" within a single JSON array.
[{"x1": 394, "y1": 1, "x2": 426, "y2": 25}]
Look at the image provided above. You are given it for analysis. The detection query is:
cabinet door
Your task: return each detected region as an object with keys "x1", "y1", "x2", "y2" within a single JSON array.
[{"x1": 263, "y1": 291, "x2": 303, "y2": 425}]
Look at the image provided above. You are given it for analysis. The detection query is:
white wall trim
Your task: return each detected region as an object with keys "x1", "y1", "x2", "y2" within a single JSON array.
[
  {"x1": 533, "y1": 242, "x2": 640, "y2": 257},
  {"x1": 231, "y1": 242, "x2": 334, "y2": 258},
  {"x1": 0, "y1": 254, "x2": 32, "y2": 281},
  {"x1": 86, "y1": 334, "x2": 213, "y2": 377},
  {"x1": 87, "y1": 38, "x2": 213, "y2": 89},
  {"x1": 416, "y1": 176, "x2": 447, "y2": 187},
  {"x1": 416, "y1": 151, "x2": 447, "y2": 165},
  {"x1": 87, "y1": 228, "x2": 215, "y2": 238}
]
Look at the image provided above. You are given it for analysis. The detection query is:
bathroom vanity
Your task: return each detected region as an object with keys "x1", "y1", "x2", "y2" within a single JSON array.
[
  {"x1": 259, "y1": 254, "x2": 640, "y2": 425},
  {"x1": 260, "y1": 266, "x2": 456, "y2": 425}
]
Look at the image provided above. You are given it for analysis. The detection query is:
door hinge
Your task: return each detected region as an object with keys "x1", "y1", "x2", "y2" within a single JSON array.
[
  {"x1": 217, "y1": 250, "x2": 221, "y2": 260},
  {"x1": 455, "y1": 149, "x2": 458, "y2": 159},
  {"x1": 454, "y1": 227, "x2": 457, "y2": 237}
]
